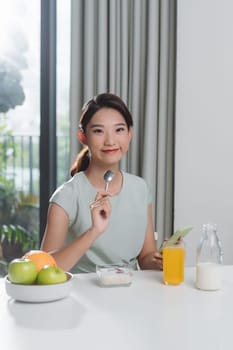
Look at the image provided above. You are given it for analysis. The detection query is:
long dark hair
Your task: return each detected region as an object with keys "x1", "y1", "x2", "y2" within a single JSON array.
[{"x1": 70, "y1": 92, "x2": 133, "y2": 176}]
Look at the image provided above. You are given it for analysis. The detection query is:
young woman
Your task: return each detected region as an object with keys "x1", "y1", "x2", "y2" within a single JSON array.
[{"x1": 41, "y1": 93, "x2": 162, "y2": 273}]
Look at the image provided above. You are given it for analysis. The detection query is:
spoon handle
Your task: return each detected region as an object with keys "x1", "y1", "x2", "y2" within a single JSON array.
[{"x1": 105, "y1": 182, "x2": 109, "y2": 191}]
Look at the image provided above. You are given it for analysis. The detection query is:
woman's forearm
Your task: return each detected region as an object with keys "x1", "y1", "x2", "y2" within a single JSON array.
[{"x1": 42, "y1": 227, "x2": 98, "y2": 272}]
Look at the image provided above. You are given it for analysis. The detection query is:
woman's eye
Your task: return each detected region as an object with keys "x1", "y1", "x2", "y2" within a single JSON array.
[
  {"x1": 116, "y1": 127, "x2": 126, "y2": 133},
  {"x1": 93, "y1": 129, "x2": 103, "y2": 134}
]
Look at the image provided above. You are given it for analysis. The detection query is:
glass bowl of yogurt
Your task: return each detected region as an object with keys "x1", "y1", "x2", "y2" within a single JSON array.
[{"x1": 96, "y1": 263, "x2": 133, "y2": 287}]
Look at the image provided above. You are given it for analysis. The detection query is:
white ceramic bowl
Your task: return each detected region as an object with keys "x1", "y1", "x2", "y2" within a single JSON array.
[{"x1": 5, "y1": 272, "x2": 74, "y2": 303}]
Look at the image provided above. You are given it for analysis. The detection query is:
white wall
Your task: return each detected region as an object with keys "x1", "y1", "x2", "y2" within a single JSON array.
[{"x1": 175, "y1": 0, "x2": 233, "y2": 266}]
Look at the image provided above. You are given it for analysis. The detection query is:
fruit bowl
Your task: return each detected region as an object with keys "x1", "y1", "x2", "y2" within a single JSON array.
[{"x1": 5, "y1": 272, "x2": 74, "y2": 303}]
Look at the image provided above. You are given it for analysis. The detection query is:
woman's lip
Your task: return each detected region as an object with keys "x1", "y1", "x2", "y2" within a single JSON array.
[{"x1": 102, "y1": 149, "x2": 119, "y2": 154}]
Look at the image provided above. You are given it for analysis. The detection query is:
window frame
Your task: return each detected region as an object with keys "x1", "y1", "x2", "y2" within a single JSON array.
[{"x1": 40, "y1": 0, "x2": 57, "y2": 242}]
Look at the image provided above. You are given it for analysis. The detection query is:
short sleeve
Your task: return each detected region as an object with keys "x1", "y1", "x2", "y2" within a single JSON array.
[{"x1": 49, "y1": 180, "x2": 78, "y2": 225}]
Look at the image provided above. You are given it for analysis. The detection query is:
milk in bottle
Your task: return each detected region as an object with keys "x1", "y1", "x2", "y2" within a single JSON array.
[{"x1": 196, "y1": 223, "x2": 223, "y2": 291}]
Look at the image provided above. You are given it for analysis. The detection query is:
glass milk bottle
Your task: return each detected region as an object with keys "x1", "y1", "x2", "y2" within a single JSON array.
[{"x1": 196, "y1": 223, "x2": 223, "y2": 291}]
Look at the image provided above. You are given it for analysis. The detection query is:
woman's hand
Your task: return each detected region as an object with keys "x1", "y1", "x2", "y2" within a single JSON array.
[
  {"x1": 89, "y1": 191, "x2": 112, "y2": 236},
  {"x1": 152, "y1": 251, "x2": 163, "y2": 270},
  {"x1": 139, "y1": 250, "x2": 163, "y2": 270}
]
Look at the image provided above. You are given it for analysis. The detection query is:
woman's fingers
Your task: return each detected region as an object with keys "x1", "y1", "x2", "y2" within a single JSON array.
[
  {"x1": 89, "y1": 192, "x2": 112, "y2": 222},
  {"x1": 152, "y1": 251, "x2": 163, "y2": 270},
  {"x1": 89, "y1": 200, "x2": 102, "y2": 210},
  {"x1": 89, "y1": 195, "x2": 110, "y2": 211},
  {"x1": 88, "y1": 193, "x2": 112, "y2": 234}
]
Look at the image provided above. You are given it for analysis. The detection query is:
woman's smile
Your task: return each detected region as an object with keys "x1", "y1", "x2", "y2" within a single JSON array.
[{"x1": 102, "y1": 148, "x2": 119, "y2": 154}]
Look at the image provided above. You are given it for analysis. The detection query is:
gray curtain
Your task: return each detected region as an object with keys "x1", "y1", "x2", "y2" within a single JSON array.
[{"x1": 70, "y1": 0, "x2": 176, "y2": 244}]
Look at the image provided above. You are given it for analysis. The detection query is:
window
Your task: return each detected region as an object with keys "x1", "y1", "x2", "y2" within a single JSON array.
[
  {"x1": 0, "y1": 0, "x2": 71, "y2": 275},
  {"x1": 0, "y1": 1, "x2": 40, "y2": 275}
]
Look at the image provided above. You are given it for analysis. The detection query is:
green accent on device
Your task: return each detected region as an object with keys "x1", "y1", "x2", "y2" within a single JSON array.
[{"x1": 159, "y1": 226, "x2": 193, "y2": 252}]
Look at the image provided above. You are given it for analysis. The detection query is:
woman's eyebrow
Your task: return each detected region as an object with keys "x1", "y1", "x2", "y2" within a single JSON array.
[
  {"x1": 89, "y1": 124, "x2": 104, "y2": 128},
  {"x1": 115, "y1": 122, "x2": 127, "y2": 127},
  {"x1": 89, "y1": 122, "x2": 126, "y2": 128}
]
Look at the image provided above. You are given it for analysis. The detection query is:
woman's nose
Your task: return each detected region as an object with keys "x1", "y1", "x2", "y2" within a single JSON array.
[{"x1": 104, "y1": 132, "x2": 115, "y2": 145}]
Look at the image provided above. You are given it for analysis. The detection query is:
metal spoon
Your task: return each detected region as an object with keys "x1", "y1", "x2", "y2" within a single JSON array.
[{"x1": 103, "y1": 170, "x2": 114, "y2": 191}]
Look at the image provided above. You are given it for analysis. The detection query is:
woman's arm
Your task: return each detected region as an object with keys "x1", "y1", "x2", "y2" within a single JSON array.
[
  {"x1": 41, "y1": 191, "x2": 112, "y2": 271},
  {"x1": 137, "y1": 204, "x2": 163, "y2": 270}
]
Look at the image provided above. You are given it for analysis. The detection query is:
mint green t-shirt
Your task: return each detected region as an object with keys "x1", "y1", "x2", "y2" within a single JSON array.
[{"x1": 50, "y1": 171, "x2": 152, "y2": 273}]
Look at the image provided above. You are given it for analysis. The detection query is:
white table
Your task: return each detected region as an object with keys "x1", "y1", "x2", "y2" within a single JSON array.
[{"x1": 0, "y1": 266, "x2": 232, "y2": 350}]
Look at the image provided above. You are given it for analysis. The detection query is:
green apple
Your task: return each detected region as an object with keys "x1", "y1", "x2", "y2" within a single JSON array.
[
  {"x1": 8, "y1": 258, "x2": 38, "y2": 284},
  {"x1": 36, "y1": 265, "x2": 67, "y2": 285}
]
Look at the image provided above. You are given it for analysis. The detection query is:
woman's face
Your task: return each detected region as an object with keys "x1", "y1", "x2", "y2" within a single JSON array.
[{"x1": 84, "y1": 107, "x2": 132, "y2": 167}]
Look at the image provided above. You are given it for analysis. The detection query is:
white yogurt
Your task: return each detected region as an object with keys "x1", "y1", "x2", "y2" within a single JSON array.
[
  {"x1": 99, "y1": 273, "x2": 132, "y2": 286},
  {"x1": 196, "y1": 262, "x2": 221, "y2": 291}
]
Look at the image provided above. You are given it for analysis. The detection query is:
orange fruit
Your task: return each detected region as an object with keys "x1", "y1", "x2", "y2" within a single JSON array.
[{"x1": 23, "y1": 250, "x2": 57, "y2": 272}]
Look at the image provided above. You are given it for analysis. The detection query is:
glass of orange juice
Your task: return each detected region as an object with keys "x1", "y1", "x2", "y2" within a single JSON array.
[{"x1": 162, "y1": 241, "x2": 185, "y2": 285}]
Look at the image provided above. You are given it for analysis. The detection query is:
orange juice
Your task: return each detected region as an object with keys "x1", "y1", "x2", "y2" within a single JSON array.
[{"x1": 163, "y1": 245, "x2": 185, "y2": 285}]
